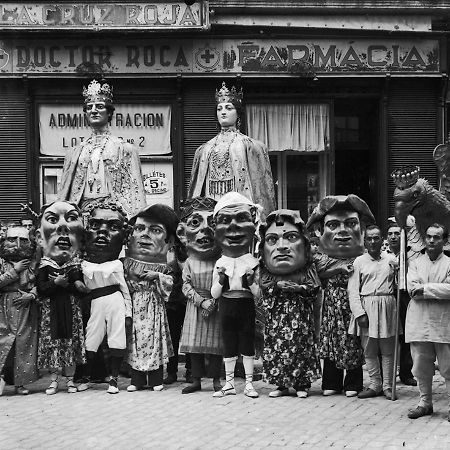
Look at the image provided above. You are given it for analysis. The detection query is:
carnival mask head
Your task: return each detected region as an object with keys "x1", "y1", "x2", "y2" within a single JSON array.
[
  {"x1": 82, "y1": 79, "x2": 115, "y2": 127},
  {"x1": 36, "y1": 201, "x2": 83, "y2": 264},
  {"x1": 215, "y1": 81, "x2": 243, "y2": 129},
  {"x1": 0, "y1": 226, "x2": 34, "y2": 262},
  {"x1": 83, "y1": 199, "x2": 127, "y2": 263},
  {"x1": 177, "y1": 197, "x2": 220, "y2": 260},
  {"x1": 213, "y1": 192, "x2": 261, "y2": 258},
  {"x1": 306, "y1": 194, "x2": 375, "y2": 259},
  {"x1": 260, "y1": 209, "x2": 309, "y2": 275},
  {"x1": 128, "y1": 204, "x2": 180, "y2": 264}
]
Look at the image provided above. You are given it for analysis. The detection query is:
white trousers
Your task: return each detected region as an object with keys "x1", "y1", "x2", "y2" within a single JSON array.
[{"x1": 85, "y1": 293, "x2": 126, "y2": 352}]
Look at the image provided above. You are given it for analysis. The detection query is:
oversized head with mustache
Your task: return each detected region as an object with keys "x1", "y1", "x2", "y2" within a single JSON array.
[{"x1": 0, "y1": 226, "x2": 35, "y2": 262}]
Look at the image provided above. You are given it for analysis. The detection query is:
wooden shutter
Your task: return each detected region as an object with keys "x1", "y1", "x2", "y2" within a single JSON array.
[
  {"x1": 388, "y1": 78, "x2": 439, "y2": 214},
  {"x1": 182, "y1": 79, "x2": 219, "y2": 199},
  {"x1": 0, "y1": 81, "x2": 28, "y2": 221}
]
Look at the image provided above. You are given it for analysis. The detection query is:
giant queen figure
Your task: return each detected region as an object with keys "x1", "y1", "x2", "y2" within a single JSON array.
[
  {"x1": 58, "y1": 79, "x2": 146, "y2": 217},
  {"x1": 188, "y1": 82, "x2": 276, "y2": 218}
]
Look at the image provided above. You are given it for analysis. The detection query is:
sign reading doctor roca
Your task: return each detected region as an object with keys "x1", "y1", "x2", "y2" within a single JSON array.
[
  {"x1": 0, "y1": 38, "x2": 440, "y2": 74},
  {"x1": 39, "y1": 104, "x2": 171, "y2": 156},
  {"x1": 0, "y1": 2, "x2": 209, "y2": 30}
]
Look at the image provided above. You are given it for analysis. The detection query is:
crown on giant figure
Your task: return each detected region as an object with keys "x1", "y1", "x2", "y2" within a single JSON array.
[
  {"x1": 82, "y1": 79, "x2": 113, "y2": 104},
  {"x1": 215, "y1": 81, "x2": 243, "y2": 107},
  {"x1": 391, "y1": 165, "x2": 420, "y2": 189}
]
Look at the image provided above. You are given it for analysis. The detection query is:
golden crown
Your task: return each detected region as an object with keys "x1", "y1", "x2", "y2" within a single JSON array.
[
  {"x1": 82, "y1": 79, "x2": 113, "y2": 104},
  {"x1": 215, "y1": 81, "x2": 243, "y2": 106},
  {"x1": 391, "y1": 166, "x2": 420, "y2": 189}
]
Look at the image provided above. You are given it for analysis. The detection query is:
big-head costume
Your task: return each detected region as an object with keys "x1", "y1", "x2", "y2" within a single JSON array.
[
  {"x1": 260, "y1": 209, "x2": 321, "y2": 397},
  {"x1": 306, "y1": 194, "x2": 375, "y2": 396}
]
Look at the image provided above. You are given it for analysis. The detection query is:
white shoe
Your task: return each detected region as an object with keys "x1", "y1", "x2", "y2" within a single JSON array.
[
  {"x1": 296, "y1": 390, "x2": 308, "y2": 398},
  {"x1": 15, "y1": 385, "x2": 29, "y2": 395},
  {"x1": 127, "y1": 384, "x2": 138, "y2": 392},
  {"x1": 244, "y1": 383, "x2": 259, "y2": 398},
  {"x1": 213, "y1": 385, "x2": 236, "y2": 398},
  {"x1": 66, "y1": 380, "x2": 77, "y2": 394},
  {"x1": 345, "y1": 390, "x2": 358, "y2": 398},
  {"x1": 269, "y1": 388, "x2": 290, "y2": 398},
  {"x1": 0, "y1": 377, "x2": 5, "y2": 396},
  {"x1": 107, "y1": 377, "x2": 119, "y2": 394},
  {"x1": 46, "y1": 380, "x2": 59, "y2": 395},
  {"x1": 323, "y1": 389, "x2": 339, "y2": 396},
  {"x1": 153, "y1": 384, "x2": 164, "y2": 391},
  {"x1": 77, "y1": 382, "x2": 90, "y2": 392}
]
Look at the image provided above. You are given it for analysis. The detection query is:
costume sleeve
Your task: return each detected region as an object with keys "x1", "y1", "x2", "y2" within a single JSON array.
[
  {"x1": 347, "y1": 258, "x2": 366, "y2": 318},
  {"x1": 118, "y1": 142, "x2": 146, "y2": 217},
  {"x1": 36, "y1": 266, "x2": 58, "y2": 296},
  {"x1": 187, "y1": 144, "x2": 206, "y2": 199},
  {"x1": 249, "y1": 265, "x2": 260, "y2": 299},
  {"x1": 211, "y1": 265, "x2": 223, "y2": 299},
  {"x1": 182, "y1": 261, "x2": 205, "y2": 307},
  {"x1": 116, "y1": 266, "x2": 132, "y2": 318},
  {"x1": 155, "y1": 272, "x2": 174, "y2": 303},
  {"x1": 0, "y1": 260, "x2": 19, "y2": 288},
  {"x1": 243, "y1": 137, "x2": 276, "y2": 219}
]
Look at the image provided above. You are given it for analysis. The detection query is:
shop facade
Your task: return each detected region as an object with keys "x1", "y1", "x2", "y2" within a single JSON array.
[{"x1": 0, "y1": 0, "x2": 448, "y2": 223}]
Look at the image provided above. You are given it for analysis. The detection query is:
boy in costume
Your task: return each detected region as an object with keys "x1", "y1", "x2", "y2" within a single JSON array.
[
  {"x1": 0, "y1": 226, "x2": 38, "y2": 395},
  {"x1": 211, "y1": 192, "x2": 261, "y2": 398},
  {"x1": 178, "y1": 197, "x2": 223, "y2": 394},
  {"x1": 260, "y1": 210, "x2": 321, "y2": 398},
  {"x1": 77, "y1": 198, "x2": 131, "y2": 394},
  {"x1": 124, "y1": 204, "x2": 180, "y2": 392},
  {"x1": 35, "y1": 201, "x2": 87, "y2": 395}
]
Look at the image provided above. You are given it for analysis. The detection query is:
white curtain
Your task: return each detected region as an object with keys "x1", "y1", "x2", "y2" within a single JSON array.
[{"x1": 246, "y1": 103, "x2": 330, "y2": 152}]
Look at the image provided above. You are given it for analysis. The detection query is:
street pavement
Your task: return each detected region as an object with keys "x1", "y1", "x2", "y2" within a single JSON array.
[{"x1": 1, "y1": 365, "x2": 449, "y2": 450}]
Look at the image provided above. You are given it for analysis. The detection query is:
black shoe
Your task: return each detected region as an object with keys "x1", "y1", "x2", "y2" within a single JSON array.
[
  {"x1": 163, "y1": 373, "x2": 177, "y2": 385},
  {"x1": 357, "y1": 388, "x2": 382, "y2": 399},
  {"x1": 401, "y1": 377, "x2": 417, "y2": 386},
  {"x1": 181, "y1": 383, "x2": 201, "y2": 394},
  {"x1": 407, "y1": 405, "x2": 433, "y2": 419}
]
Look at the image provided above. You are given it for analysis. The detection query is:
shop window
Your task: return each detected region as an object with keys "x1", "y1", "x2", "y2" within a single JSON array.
[{"x1": 247, "y1": 103, "x2": 330, "y2": 219}]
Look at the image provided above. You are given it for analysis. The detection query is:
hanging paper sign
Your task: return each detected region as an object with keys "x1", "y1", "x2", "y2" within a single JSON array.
[
  {"x1": 141, "y1": 162, "x2": 173, "y2": 207},
  {"x1": 39, "y1": 103, "x2": 171, "y2": 156}
]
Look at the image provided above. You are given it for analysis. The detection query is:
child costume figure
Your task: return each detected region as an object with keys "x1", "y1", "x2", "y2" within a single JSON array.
[
  {"x1": 36, "y1": 201, "x2": 86, "y2": 395},
  {"x1": 178, "y1": 197, "x2": 223, "y2": 394},
  {"x1": 260, "y1": 210, "x2": 321, "y2": 399},
  {"x1": 125, "y1": 204, "x2": 178, "y2": 392},
  {"x1": 0, "y1": 226, "x2": 38, "y2": 396},
  {"x1": 78, "y1": 199, "x2": 131, "y2": 394},
  {"x1": 211, "y1": 192, "x2": 261, "y2": 398},
  {"x1": 306, "y1": 195, "x2": 375, "y2": 397}
]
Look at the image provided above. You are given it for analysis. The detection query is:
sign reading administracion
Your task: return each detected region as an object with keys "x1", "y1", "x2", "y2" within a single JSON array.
[
  {"x1": 0, "y1": 38, "x2": 440, "y2": 74},
  {"x1": 0, "y1": 2, "x2": 208, "y2": 29}
]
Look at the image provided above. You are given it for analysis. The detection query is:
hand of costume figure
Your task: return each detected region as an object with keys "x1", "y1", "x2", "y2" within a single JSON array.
[
  {"x1": 276, "y1": 280, "x2": 306, "y2": 293},
  {"x1": 13, "y1": 259, "x2": 30, "y2": 273},
  {"x1": 13, "y1": 290, "x2": 35, "y2": 307},
  {"x1": 74, "y1": 280, "x2": 91, "y2": 294},
  {"x1": 53, "y1": 274, "x2": 69, "y2": 287},
  {"x1": 140, "y1": 270, "x2": 159, "y2": 282},
  {"x1": 356, "y1": 314, "x2": 369, "y2": 328},
  {"x1": 125, "y1": 316, "x2": 133, "y2": 329},
  {"x1": 245, "y1": 268, "x2": 256, "y2": 286},
  {"x1": 412, "y1": 287, "x2": 424, "y2": 300},
  {"x1": 217, "y1": 267, "x2": 227, "y2": 285},
  {"x1": 127, "y1": 279, "x2": 140, "y2": 293}
]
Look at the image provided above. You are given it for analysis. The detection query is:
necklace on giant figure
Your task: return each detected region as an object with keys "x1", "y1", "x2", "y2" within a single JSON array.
[{"x1": 86, "y1": 129, "x2": 110, "y2": 193}]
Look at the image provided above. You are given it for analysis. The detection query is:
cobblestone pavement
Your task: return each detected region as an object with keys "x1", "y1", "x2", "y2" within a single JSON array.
[{"x1": 1, "y1": 366, "x2": 449, "y2": 450}]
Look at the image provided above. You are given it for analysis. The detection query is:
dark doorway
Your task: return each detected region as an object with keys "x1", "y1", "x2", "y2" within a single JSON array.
[{"x1": 334, "y1": 98, "x2": 379, "y2": 214}]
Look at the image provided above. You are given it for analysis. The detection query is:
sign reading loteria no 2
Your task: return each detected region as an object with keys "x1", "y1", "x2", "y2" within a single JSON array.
[
  {"x1": 0, "y1": 38, "x2": 440, "y2": 74},
  {"x1": 0, "y1": 2, "x2": 208, "y2": 29}
]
